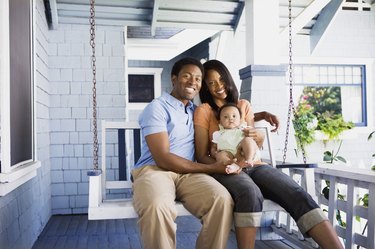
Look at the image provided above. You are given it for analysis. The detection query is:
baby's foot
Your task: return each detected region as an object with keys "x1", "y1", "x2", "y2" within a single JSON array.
[
  {"x1": 226, "y1": 163, "x2": 241, "y2": 174},
  {"x1": 244, "y1": 160, "x2": 254, "y2": 167}
]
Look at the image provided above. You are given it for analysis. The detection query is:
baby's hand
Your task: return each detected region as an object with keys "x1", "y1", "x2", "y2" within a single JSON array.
[
  {"x1": 225, "y1": 163, "x2": 241, "y2": 174},
  {"x1": 240, "y1": 125, "x2": 252, "y2": 131}
]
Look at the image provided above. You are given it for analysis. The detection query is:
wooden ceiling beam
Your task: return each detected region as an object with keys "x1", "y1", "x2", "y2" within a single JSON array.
[
  {"x1": 151, "y1": 0, "x2": 160, "y2": 37},
  {"x1": 279, "y1": 0, "x2": 331, "y2": 42}
]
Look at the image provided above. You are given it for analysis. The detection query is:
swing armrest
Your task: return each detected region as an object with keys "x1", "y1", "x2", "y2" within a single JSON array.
[{"x1": 254, "y1": 126, "x2": 318, "y2": 169}]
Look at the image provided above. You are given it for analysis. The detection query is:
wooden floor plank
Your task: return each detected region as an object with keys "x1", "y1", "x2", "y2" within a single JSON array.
[
  {"x1": 266, "y1": 240, "x2": 295, "y2": 249},
  {"x1": 115, "y1": 218, "x2": 127, "y2": 234},
  {"x1": 56, "y1": 215, "x2": 72, "y2": 236},
  {"x1": 75, "y1": 215, "x2": 89, "y2": 235},
  {"x1": 65, "y1": 217, "x2": 79, "y2": 235},
  {"x1": 96, "y1": 235, "x2": 110, "y2": 249},
  {"x1": 53, "y1": 236, "x2": 67, "y2": 249},
  {"x1": 106, "y1": 219, "x2": 116, "y2": 234},
  {"x1": 86, "y1": 220, "x2": 99, "y2": 235},
  {"x1": 128, "y1": 233, "x2": 143, "y2": 249},
  {"x1": 32, "y1": 215, "x2": 300, "y2": 249},
  {"x1": 86, "y1": 235, "x2": 99, "y2": 249},
  {"x1": 44, "y1": 216, "x2": 64, "y2": 237},
  {"x1": 96, "y1": 219, "x2": 107, "y2": 234},
  {"x1": 75, "y1": 235, "x2": 88, "y2": 249},
  {"x1": 32, "y1": 235, "x2": 57, "y2": 249},
  {"x1": 124, "y1": 218, "x2": 139, "y2": 234},
  {"x1": 108, "y1": 234, "x2": 130, "y2": 249},
  {"x1": 63, "y1": 235, "x2": 78, "y2": 249}
]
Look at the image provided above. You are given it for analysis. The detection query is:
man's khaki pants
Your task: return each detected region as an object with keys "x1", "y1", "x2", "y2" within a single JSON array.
[{"x1": 132, "y1": 165, "x2": 233, "y2": 249}]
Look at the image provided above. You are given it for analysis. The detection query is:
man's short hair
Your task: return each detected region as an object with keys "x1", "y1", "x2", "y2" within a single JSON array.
[{"x1": 171, "y1": 57, "x2": 204, "y2": 78}]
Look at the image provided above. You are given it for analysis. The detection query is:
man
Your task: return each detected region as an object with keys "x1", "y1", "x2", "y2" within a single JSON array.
[{"x1": 131, "y1": 57, "x2": 234, "y2": 249}]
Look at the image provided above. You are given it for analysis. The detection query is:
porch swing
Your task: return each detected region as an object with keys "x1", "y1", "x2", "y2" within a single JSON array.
[{"x1": 86, "y1": 0, "x2": 318, "y2": 233}]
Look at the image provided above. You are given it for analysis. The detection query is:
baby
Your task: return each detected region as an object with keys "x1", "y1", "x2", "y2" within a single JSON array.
[{"x1": 211, "y1": 103, "x2": 261, "y2": 174}]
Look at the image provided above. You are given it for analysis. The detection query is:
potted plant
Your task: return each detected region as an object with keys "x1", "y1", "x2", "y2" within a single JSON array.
[{"x1": 293, "y1": 87, "x2": 353, "y2": 158}]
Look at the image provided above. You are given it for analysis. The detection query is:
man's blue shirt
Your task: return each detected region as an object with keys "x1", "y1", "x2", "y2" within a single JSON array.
[{"x1": 134, "y1": 92, "x2": 196, "y2": 168}]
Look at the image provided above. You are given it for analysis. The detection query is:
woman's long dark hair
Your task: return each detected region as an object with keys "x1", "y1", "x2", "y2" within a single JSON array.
[{"x1": 200, "y1": 60, "x2": 239, "y2": 115}]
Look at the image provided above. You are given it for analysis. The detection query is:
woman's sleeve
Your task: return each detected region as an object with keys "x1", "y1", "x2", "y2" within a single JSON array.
[
  {"x1": 241, "y1": 99, "x2": 255, "y2": 126},
  {"x1": 194, "y1": 105, "x2": 210, "y2": 130}
]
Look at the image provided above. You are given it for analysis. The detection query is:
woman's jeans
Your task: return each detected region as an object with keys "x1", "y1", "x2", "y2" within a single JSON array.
[{"x1": 212, "y1": 164, "x2": 327, "y2": 235}]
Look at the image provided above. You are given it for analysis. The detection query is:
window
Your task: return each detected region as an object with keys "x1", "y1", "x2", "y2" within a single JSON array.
[
  {"x1": 126, "y1": 68, "x2": 162, "y2": 109},
  {"x1": 342, "y1": 0, "x2": 371, "y2": 11},
  {"x1": 128, "y1": 74, "x2": 155, "y2": 103},
  {"x1": 0, "y1": 0, "x2": 40, "y2": 196},
  {"x1": 292, "y1": 64, "x2": 366, "y2": 127}
]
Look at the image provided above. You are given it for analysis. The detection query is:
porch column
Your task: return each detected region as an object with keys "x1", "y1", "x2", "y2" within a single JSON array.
[{"x1": 240, "y1": 0, "x2": 292, "y2": 160}]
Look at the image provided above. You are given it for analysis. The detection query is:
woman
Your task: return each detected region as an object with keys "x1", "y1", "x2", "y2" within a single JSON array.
[{"x1": 194, "y1": 59, "x2": 343, "y2": 249}]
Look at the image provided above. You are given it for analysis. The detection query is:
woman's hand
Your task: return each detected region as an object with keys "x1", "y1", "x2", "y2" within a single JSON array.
[
  {"x1": 264, "y1": 112, "x2": 280, "y2": 132},
  {"x1": 254, "y1": 111, "x2": 280, "y2": 132}
]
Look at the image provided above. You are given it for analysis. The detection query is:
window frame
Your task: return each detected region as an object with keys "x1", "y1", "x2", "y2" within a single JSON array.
[
  {"x1": 0, "y1": 0, "x2": 40, "y2": 196},
  {"x1": 291, "y1": 57, "x2": 374, "y2": 134},
  {"x1": 126, "y1": 67, "x2": 162, "y2": 110},
  {"x1": 293, "y1": 63, "x2": 366, "y2": 127}
]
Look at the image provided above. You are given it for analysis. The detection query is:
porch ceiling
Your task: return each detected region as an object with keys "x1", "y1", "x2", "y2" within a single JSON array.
[
  {"x1": 51, "y1": 0, "x2": 321, "y2": 37},
  {"x1": 47, "y1": 0, "x2": 368, "y2": 60}
]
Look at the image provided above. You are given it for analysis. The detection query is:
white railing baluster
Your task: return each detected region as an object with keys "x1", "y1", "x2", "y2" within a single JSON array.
[
  {"x1": 345, "y1": 180, "x2": 355, "y2": 249},
  {"x1": 368, "y1": 183, "x2": 375, "y2": 249},
  {"x1": 328, "y1": 176, "x2": 338, "y2": 229}
]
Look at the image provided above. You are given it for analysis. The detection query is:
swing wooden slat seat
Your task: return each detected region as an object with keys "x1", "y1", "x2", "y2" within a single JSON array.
[
  {"x1": 87, "y1": 121, "x2": 192, "y2": 220},
  {"x1": 87, "y1": 120, "x2": 317, "y2": 222}
]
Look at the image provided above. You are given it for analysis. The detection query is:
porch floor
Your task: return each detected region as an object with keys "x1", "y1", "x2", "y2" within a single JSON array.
[{"x1": 31, "y1": 214, "x2": 304, "y2": 249}]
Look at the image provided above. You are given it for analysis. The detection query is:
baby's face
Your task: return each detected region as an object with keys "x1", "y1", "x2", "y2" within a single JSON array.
[{"x1": 219, "y1": 106, "x2": 241, "y2": 129}]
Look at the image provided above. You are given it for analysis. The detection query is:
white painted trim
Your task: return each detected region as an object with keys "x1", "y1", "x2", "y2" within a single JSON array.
[
  {"x1": 0, "y1": 0, "x2": 11, "y2": 171},
  {"x1": 0, "y1": 161, "x2": 41, "y2": 196},
  {"x1": 126, "y1": 67, "x2": 163, "y2": 110},
  {"x1": 127, "y1": 29, "x2": 218, "y2": 61},
  {"x1": 0, "y1": 0, "x2": 39, "y2": 196},
  {"x1": 49, "y1": 0, "x2": 59, "y2": 30}
]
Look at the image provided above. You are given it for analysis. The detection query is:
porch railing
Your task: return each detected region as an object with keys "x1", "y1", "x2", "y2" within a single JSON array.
[{"x1": 273, "y1": 164, "x2": 375, "y2": 249}]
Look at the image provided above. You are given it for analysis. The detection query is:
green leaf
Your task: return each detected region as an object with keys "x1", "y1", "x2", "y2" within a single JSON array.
[
  {"x1": 355, "y1": 216, "x2": 361, "y2": 222},
  {"x1": 337, "y1": 193, "x2": 345, "y2": 200},
  {"x1": 335, "y1": 156, "x2": 347, "y2": 163},
  {"x1": 322, "y1": 186, "x2": 330, "y2": 199},
  {"x1": 359, "y1": 194, "x2": 369, "y2": 207},
  {"x1": 368, "y1": 131, "x2": 375, "y2": 140},
  {"x1": 324, "y1": 151, "x2": 333, "y2": 157},
  {"x1": 323, "y1": 151, "x2": 333, "y2": 162}
]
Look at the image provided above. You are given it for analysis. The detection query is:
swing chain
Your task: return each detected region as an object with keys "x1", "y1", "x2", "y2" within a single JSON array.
[
  {"x1": 282, "y1": 0, "x2": 308, "y2": 164},
  {"x1": 90, "y1": 0, "x2": 99, "y2": 170}
]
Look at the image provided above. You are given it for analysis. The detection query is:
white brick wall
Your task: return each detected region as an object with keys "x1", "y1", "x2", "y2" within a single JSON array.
[
  {"x1": 0, "y1": 0, "x2": 52, "y2": 248},
  {"x1": 48, "y1": 23, "x2": 126, "y2": 214}
]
